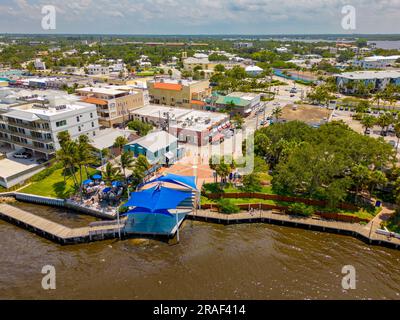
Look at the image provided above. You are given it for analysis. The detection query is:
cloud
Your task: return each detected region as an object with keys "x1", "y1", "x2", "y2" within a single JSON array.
[{"x1": 0, "y1": 0, "x2": 399, "y2": 34}]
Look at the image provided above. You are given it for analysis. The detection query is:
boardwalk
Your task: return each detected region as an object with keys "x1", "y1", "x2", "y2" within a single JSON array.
[
  {"x1": 189, "y1": 208, "x2": 400, "y2": 250},
  {"x1": 0, "y1": 204, "x2": 124, "y2": 244}
]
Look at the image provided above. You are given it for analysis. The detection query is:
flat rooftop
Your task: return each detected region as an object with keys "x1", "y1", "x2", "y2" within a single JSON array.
[
  {"x1": 77, "y1": 87, "x2": 127, "y2": 96},
  {"x1": 228, "y1": 92, "x2": 260, "y2": 100},
  {"x1": 0, "y1": 157, "x2": 39, "y2": 179},
  {"x1": 4, "y1": 101, "x2": 95, "y2": 121},
  {"x1": 149, "y1": 78, "x2": 202, "y2": 86},
  {"x1": 90, "y1": 128, "x2": 138, "y2": 150},
  {"x1": 337, "y1": 70, "x2": 400, "y2": 80},
  {"x1": 131, "y1": 105, "x2": 228, "y2": 131}
]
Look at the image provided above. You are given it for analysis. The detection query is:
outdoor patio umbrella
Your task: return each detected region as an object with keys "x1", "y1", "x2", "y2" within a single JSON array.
[
  {"x1": 92, "y1": 174, "x2": 102, "y2": 180},
  {"x1": 112, "y1": 181, "x2": 123, "y2": 187},
  {"x1": 83, "y1": 179, "x2": 93, "y2": 185}
]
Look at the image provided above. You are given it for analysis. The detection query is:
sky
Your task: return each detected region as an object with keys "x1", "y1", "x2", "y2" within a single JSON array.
[{"x1": 0, "y1": 0, "x2": 399, "y2": 35}]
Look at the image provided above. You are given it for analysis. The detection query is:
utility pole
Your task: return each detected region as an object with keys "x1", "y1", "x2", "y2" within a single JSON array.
[{"x1": 256, "y1": 112, "x2": 259, "y2": 130}]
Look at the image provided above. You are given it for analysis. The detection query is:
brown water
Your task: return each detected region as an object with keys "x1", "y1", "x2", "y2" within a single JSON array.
[{"x1": 1, "y1": 203, "x2": 400, "y2": 300}]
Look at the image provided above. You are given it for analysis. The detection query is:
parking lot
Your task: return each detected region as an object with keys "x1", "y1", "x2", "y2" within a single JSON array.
[{"x1": 332, "y1": 109, "x2": 399, "y2": 157}]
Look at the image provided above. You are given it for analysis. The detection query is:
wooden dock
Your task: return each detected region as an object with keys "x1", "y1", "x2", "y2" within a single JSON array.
[
  {"x1": 189, "y1": 209, "x2": 400, "y2": 250},
  {"x1": 0, "y1": 204, "x2": 124, "y2": 244}
]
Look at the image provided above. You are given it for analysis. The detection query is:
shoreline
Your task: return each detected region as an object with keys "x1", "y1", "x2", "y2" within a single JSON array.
[{"x1": 1, "y1": 191, "x2": 400, "y2": 250}]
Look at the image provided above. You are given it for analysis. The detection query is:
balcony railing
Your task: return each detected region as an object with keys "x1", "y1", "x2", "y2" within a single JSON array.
[
  {"x1": 0, "y1": 137, "x2": 54, "y2": 154},
  {"x1": 0, "y1": 118, "x2": 51, "y2": 132},
  {"x1": 0, "y1": 128, "x2": 53, "y2": 143}
]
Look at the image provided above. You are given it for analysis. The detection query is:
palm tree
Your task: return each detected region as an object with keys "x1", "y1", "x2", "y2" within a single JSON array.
[
  {"x1": 57, "y1": 131, "x2": 71, "y2": 149},
  {"x1": 118, "y1": 151, "x2": 135, "y2": 195},
  {"x1": 360, "y1": 115, "x2": 376, "y2": 135},
  {"x1": 377, "y1": 113, "x2": 394, "y2": 135},
  {"x1": 100, "y1": 148, "x2": 110, "y2": 166},
  {"x1": 56, "y1": 140, "x2": 80, "y2": 188},
  {"x1": 131, "y1": 155, "x2": 150, "y2": 188},
  {"x1": 373, "y1": 92, "x2": 384, "y2": 108},
  {"x1": 102, "y1": 162, "x2": 122, "y2": 185},
  {"x1": 394, "y1": 122, "x2": 400, "y2": 153},
  {"x1": 209, "y1": 155, "x2": 219, "y2": 183},
  {"x1": 272, "y1": 106, "x2": 283, "y2": 122},
  {"x1": 113, "y1": 136, "x2": 128, "y2": 155}
]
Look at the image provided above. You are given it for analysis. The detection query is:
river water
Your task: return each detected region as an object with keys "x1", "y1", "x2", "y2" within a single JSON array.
[{"x1": 1, "y1": 203, "x2": 400, "y2": 300}]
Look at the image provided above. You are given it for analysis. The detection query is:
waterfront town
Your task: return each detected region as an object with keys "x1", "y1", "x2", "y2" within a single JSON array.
[{"x1": 1, "y1": 28, "x2": 400, "y2": 300}]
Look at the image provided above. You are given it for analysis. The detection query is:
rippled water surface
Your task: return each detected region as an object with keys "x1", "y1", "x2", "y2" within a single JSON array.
[{"x1": 1, "y1": 204, "x2": 400, "y2": 299}]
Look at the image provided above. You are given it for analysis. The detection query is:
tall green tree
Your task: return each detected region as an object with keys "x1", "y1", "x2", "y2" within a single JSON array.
[{"x1": 114, "y1": 136, "x2": 128, "y2": 154}]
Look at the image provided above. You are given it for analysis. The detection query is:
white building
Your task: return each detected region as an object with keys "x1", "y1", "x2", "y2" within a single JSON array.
[
  {"x1": 233, "y1": 42, "x2": 253, "y2": 49},
  {"x1": 352, "y1": 55, "x2": 400, "y2": 69},
  {"x1": 87, "y1": 64, "x2": 110, "y2": 75},
  {"x1": 245, "y1": 65, "x2": 263, "y2": 76},
  {"x1": 0, "y1": 99, "x2": 100, "y2": 159},
  {"x1": 276, "y1": 47, "x2": 289, "y2": 53},
  {"x1": 336, "y1": 70, "x2": 400, "y2": 94},
  {"x1": 34, "y1": 59, "x2": 46, "y2": 70},
  {"x1": 129, "y1": 105, "x2": 229, "y2": 147}
]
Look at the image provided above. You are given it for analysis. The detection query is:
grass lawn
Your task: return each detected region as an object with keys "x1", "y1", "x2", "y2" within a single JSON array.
[
  {"x1": 20, "y1": 167, "x2": 98, "y2": 198},
  {"x1": 0, "y1": 185, "x2": 6, "y2": 193},
  {"x1": 201, "y1": 195, "x2": 379, "y2": 220}
]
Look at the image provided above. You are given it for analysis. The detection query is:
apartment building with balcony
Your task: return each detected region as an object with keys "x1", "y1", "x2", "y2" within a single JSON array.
[
  {"x1": 335, "y1": 70, "x2": 400, "y2": 94},
  {"x1": 76, "y1": 86, "x2": 144, "y2": 127},
  {"x1": 0, "y1": 100, "x2": 99, "y2": 159},
  {"x1": 147, "y1": 79, "x2": 211, "y2": 110}
]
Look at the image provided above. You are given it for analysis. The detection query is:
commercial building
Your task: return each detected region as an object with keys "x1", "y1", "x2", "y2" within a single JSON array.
[
  {"x1": 147, "y1": 79, "x2": 211, "y2": 110},
  {"x1": 0, "y1": 99, "x2": 100, "y2": 159},
  {"x1": 124, "y1": 130, "x2": 181, "y2": 165},
  {"x1": 352, "y1": 55, "x2": 400, "y2": 69},
  {"x1": 336, "y1": 70, "x2": 400, "y2": 94},
  {"x1": 34, "y1": 59, "x2": 46, "y2": 70},
  {"x1": 214, "y1": 92, "x2": 261, "y2": 116},
  {"x1": 129, "y1": 105, "x2": 230, "y2": 146},
  {"x1": 76, "y1": 86, "x2": 144, "y2": 127},
  {"x1": 233, "y1": 42, "x2": 253, "y2": 49},
  {"x1": 183, "y1": 57, "x2": 216, "y2": 72},
  {"x1": 87, "y1": 64, "x2": 110, "y2": 76}
]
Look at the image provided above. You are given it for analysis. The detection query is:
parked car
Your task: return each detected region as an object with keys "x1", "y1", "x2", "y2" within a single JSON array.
[
  {"x1": 36, "y1": 158, "x2": 47, "y2": 164},
  {"x1": 389, "y1": 140, "x2": 397, "y2": 148},
  {"x1": 13, "y1": 152, "x2": 32, "y2": 159},
  {"x1": 365, "y1": 129, "x2": 371, "y2": 135}
]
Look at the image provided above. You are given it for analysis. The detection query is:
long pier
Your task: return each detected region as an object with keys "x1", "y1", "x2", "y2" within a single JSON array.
[{"x1": 0, "y1": 204, "x2": 124, "y2": 244}]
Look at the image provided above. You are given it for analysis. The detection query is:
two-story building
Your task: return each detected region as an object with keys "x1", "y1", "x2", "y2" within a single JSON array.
[
  {"x1": 147, "y1": 79, "x2": 211, "y2": 110},
  {"x1": 124, "y1": 130, "x2": 181, "y2": 166}
]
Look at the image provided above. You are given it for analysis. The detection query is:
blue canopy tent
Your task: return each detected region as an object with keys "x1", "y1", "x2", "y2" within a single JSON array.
[
  {"x1": 139, "y1": 173, "x2": 197, "y2": 190},
  {"x1": 124, "y1": 207, "x2": 173, "y2": 217},
  {"x1": 123, "y1": 185, "x2": 191, "y2": 211},
  {"x1": 123, "y1": 184, "x2": 192, "y2": 240}
]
